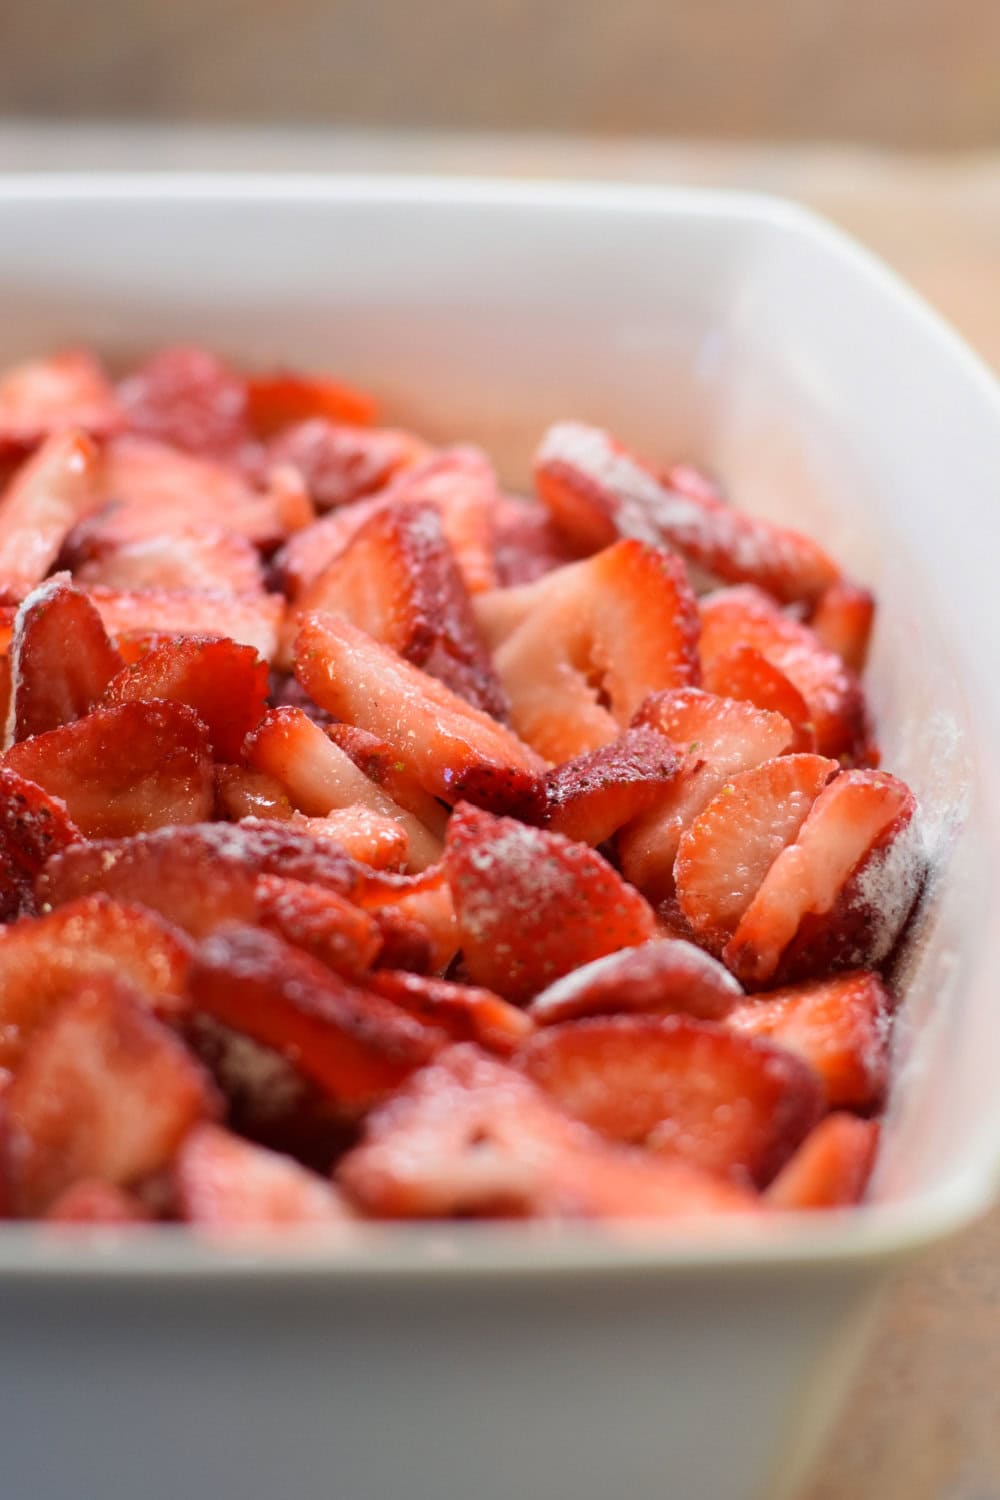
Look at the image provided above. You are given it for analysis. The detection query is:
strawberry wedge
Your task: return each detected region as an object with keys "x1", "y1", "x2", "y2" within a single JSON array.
[{"x1": 294, "y1": 611, "x2": 544, "y2": 814}]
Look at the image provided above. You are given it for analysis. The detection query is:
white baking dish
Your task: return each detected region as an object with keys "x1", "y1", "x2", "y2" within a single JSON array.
[{"x1": 0, "y1": 175, "x2": 997, "y2": 1500}]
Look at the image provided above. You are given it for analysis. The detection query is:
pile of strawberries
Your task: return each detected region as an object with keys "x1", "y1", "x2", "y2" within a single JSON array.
[{"x1": 0, "y1": 345, "x2": 924, "y2": 1230}]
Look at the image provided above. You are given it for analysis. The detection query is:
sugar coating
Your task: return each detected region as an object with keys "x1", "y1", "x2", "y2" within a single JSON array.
[{"x1": 852, "y1": 809, "x2": 927, "y2": 965}]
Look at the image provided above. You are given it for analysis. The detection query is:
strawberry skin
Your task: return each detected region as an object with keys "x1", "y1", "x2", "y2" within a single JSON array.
[
  {"x1": 5, "y1": 575, "x2": 124, "y2": 744},
  {"x1": 535, "y1": 421, "x2": 839, "y2": 604},
  {"x1": 540, "y1": 728, "x2": 682, "y2": 846},
  {"x1": 444, "y1": 802, "x2": 657, "y2": 1004},
  {"x1": 0, "y1": 350, "x2": 122, "y2": 452},
  {"x1": 176, "y1": 1123, "x2": 353, "y2": 1228},
  {"x1": 529, "y1": 939, "x2": 742, "y2": 1025}
]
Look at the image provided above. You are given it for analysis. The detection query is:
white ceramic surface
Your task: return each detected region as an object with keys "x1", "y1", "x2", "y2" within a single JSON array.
[{"x1": 0, "y1": 176, "x2": 998, "y2": 1500}]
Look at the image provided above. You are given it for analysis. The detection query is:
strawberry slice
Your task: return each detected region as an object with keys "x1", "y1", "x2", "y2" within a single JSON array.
[
  {"x1": 176, "y1": 1123, "x2": 353, "y2": 1228},
  {"x1": 245, "y1": 707, "x2": 443, "y2": 870},
  {"x1": 246, "y1": 370, "x2": 377, "y2": 436},
  {"x1": 255, "y1": 873, "x2": 381, "y2": 978},
  {"x1": 367, "y1": 970, "x2": 534, "y2": 1055},
  {"x1": 103, "y1": 635, "x2": 269, "y2": 762},
  {"x1": 0, "y1": 350, "x2": 122, "y2": 451},
  {"x1": 291, "y1": 499, "x2": 508, "y2": 718},
  {"x1": 766, "y1": 1113, "x2": 880, "y2": 1209},
  {"x1": 516, "y1": 1015, "x2": 822, "y2": 1185},
  {"x1": 723, "y1": 769, "x2": 923, "y2": 986},
  {"x1": 99, "y1": 436, "x2": 287, "y2": 549},
  {"x1": 214, "y1": 765, "x2": 293, "y2": 822},
  {"x1": 618, "y1": 688, "x2": 797, "y2": 902},
  {"x1": 727, "y1": 969, "x2": 893, "y2": 1111},
  {"x1": 492, "y1": 539, "x2": 701, "y2": 762},
  {"x1": 528, "y1": 939, "x2": 742, "y2": 1025},
  {"x1": 325, "y1": 723, "x2": 449, "y2": 836},
  {"x1": 188, "y1": 924, "x2": 444, "y2": 1113},
  {"x1": 69, "y1": 512, "x2": 266, "y2": 597},
  {"x1": 0, "y1": 894, "x2": 192, "y2": 1068},
  {"x1": 355, "y1": 863, "x2": 459, "y2": 975},
  {"x1": 493, "y1": 495, "x2": 584, "y2": 586},
  {"x1": 674, "y1": 754, "x2": 840, "y2": 954},
  {"x1": 45, "y1": 1178, "x2": 150, "y2": 1224},
  {"x1": 702, "y1": 645, "x2": 816, "y2": 751},
  {"x1": 289, "y1": 809, "x2": 410, "y2": 871},
  {"x1": 3, "y1": 977, "x2": 217, "y2": 1216},
  {"x1": 699, "y1": 586, "x2": 874, "y2": 764},
  {"x1": 0, "y1": 430, "x2": 100, "y2": 595},
  {"x1": 263, "y1": 419, "x2": 427, "y2": 511},
  {"x1": 338, "y1": 1043, "x2": 757, "y2": 1220},
  {"x1": 535, "y1": 422, "x2": 840, "y2": 605},
  {"x1": 4, "y1": 698, "x2": 214, "y2": 839},
  {"x1": 444, "y1": 803, "x2": 656, "y2": 1003},
  {"x1": 0, "y1": 766, "x2": 79, "y2": 921},
  {"x1": 88, "y1": 588, "x2": 285, "y2": 662},
  {"x1": 541, "y1": 728, "x2": 681, "y2": 845},
  {"x1": 810, "y1": 581, "x2": 876, "y2": 675},
  {"x1": 37, "y1": 820, "x2": 363, "y2": 938},
  {"x1": 294, "y1": 612, "x2": 544, "y2": 815},
  {"x1": 5, "y1": 576, "x2": 124, "y2": 744},
  {"x1": 117, "y1": 345, "x2": 253, "y2": 461}
]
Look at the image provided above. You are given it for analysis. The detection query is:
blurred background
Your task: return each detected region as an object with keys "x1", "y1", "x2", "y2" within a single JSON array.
[
  {"x1": 2, "y1": 6, "x2": 1000, "y2": 1499},
  {"x1": 3, "y1": 0, "x2": 1000, "y2": 143}
]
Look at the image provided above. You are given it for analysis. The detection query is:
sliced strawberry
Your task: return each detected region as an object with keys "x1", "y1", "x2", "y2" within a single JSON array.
[
  {"x1": 338, "y1": 1043, "x2": 757, "y2": 1220},
  {"x1": 294, "y1": 612, "x2": 544, "y2": 815},
  {"x1": 89, "y1": 588, "x2": 285, "y2": 663},
  {"x1": 69, "y1": 513, "x2": 266, "y2": 597},
  {"x1": 45, "y1": 1178, "x2": 150, "y2": 1224},
  {"x1": 0, "y1": 350, "x2": 122, "y2": 451},
  {"x1": 290, "y1": 809, "x2": 410, "y2": 871},
  {"x1": 540, "y1": 728, "x2": 681, "y2": 845},
  {"x1": 723, "y1": 770, "x2": 923, "y2": 986},
  {"x1": 618, "y1": 688, "x2": 796, "y2": 902},
  {"x1": 535, "y1": 422, "x2": 840, "y2": 605},
  {"x1": 699, "y1": 586, "x2": 874, "y2": 764},
  {"x1": 702, "y1": 645, "x2": 816, "y2": 751},
  {"x1": 246, "y1": 370, "x2": 376, "y2": 436},
  {"x1": 0, "y1": 430, "x2": 100, "y2": 595},
  {"x1": 214, "y1": 765, "x2": 294, "y2": 822},
  {"x1": 529, "y1": 939, "x2": 742, "y2": 1025},
  {"x1": 117, "y1": 345, "x2": 253, "y2": 461},
  {"x1": 766, "y1": 1113, "x2": 880, "y2": 1209},
  {"x1": 493, "y1": 540, "x2": 701, "y2": 762},
  {"x1": 493, "y1": 495, "x2": 585, "y2": 585},
  {"x1": 0, "y1": 894, "x2": 192, "y2": 1068},
  {"x1": 103, "y1": 635, "x2": 269, "y2": 761},
  {"x1": 471, "y1": 577, "x2": 549, "y2": 653},
  {"x1": 0, "y1": 767, "x2": 79, "y2": 921},
  {"x1": 728, "y1": 969, "x2": 893, "y2": 1111},
  {"x1": 5, "y1": 576, "x2": 124, "y2": 743},
  {"x1": 325, "y1": 723, "x2": 449, "y2": 836},
  {"x1": 674, "y1": 754, "x2": 840, "y2": 954},
  {"x1": 517, "y1": 1016, "x2": 822, "y2": 1185},
  {"x1": 3, "y1": 977, "x2": 217, "y2": 1215},
  {"x1": 4, "y1": 699, "x2": 214, "y2": 838},
  {"x1": 100, "y1": 436, "x2": 286, "y2": 549},
  {"x1": 37, "y1": 820, "x2": 363, "y2": 938},
  {"x1": 188, "y1": 924, "x2": 443, "y2": 1113},
  {"x1": 810, "y1": 581, "x2": 876, "y2": 675},
  {"x1": 245, "y1": 707, "x2": 442, "y2": 870},
  {"x1": 263, "y1": 418, "x2": 427, "y2": 511},
  {"x1": 444, "y1": 803, "x2": 656, "y2": 1004},
  {"x1": 368, "y1": 970, "x2": 534, "y2": 1055},
  {"x1": 356, "y1": 863, "x2": 459, "y2": 975},
  {"x1": 176, "y1": 1123, "x2": 352, "y2": 1228},
  {"x1": 278, "y1": 448, "x2": 499, "y2": 599},
  {"x1": 291, "y1": 499, "x2": 508, "y2": 718},
  {"x1": 180, "y1": 1014, "x2": 353, "y2": 1169},
  {"x1": 255, "y1": 873, "x2": 381, "y2": 978}
]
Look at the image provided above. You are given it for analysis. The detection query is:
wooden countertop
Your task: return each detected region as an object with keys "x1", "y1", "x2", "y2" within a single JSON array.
[{"x1": 2, "y1": 125, "x2": 998, "y2": 1499}]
